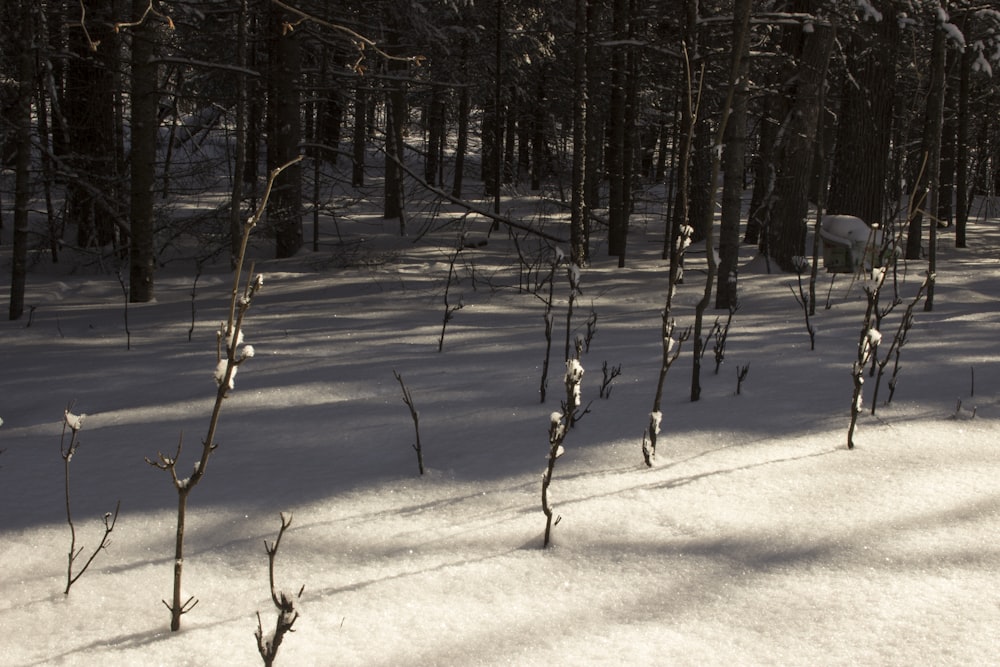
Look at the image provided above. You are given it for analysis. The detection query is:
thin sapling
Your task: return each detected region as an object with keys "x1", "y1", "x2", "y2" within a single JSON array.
[
  {"x1": 789, "y1": 256, "x2": 816, "y2": 350},
  {"x1": 712, "y1": 301, "x2": 739, "y2": 373},
  {"x1": 537, "y1": 246, "x2": 560, "y2": 403},
  {"x1": 255, "y1": 513, "x2": 303, "y2": 667},
  {"x1": 146, "y1": 156, "x2": 300, "y2": 632},
  {"x1": 61, "y1": 407, "x2": 120, "y2": 594},
  {"x1": 870, "y1": 271, "x2": 930, "y2": 413},
  {"x1": 847, "y1": 265, "x2": 889, "y2": 449},
  {"x1": 643, "y1": 319, "x2": 691, "y2": 467},
  {"x1": 736, "y1": 363, "x2": 750, "y2": 395},
  {"x1": 438, "y1": 237, "x2": 465, "y2": 352},
  {"x1": 393, "y1": 370, "x2": 425, "y2": 475},
  {"x1": 599, "y1": 361, "x2": 622, "y2": 399},
  {"x1": 541, "y1": 357, "x2": 585, "y2": 548}
]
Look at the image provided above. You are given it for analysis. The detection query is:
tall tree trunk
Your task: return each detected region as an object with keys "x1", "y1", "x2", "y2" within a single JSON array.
[
  {"x1": 716, "y1": 0, "x2": 751, "y2": 310},
  {"x1": 570, "y1": 0, "x2": 588, "y2": 266},
  {"x1": 691, "y1": 0, "x2": 750, "y2": 401},
  {"x1": 827, "y1": 0, "x2": 899, "y2": 226},
  {"x1": 764, "y1": 21, "x2": 835, "y2": 272},
  {"x1": 584, "y1": 0, "x2": 603, "y2": 213},
  {"x1": 129, "y1": 0, "x2": 159, "y2": 303},
  {"x1": 452, "y1": 83, "x2": 470, "y2": 198},
  {"x1": 66, "y1": 0, "x2": 117, "y2": 248},
  {"x1": 425, "y1": 85, "x2": 445, "y2": 186},
  {"x1": 922, "y1": 16, "x2": 947, "y2": 312},
  {"x1": 266, "y1": 4, "x2": 303, "y2": 258},
  {"x1": 938, "y1": 45, "x2": 959, "y2": 227},
  {"x1": 955, "y1": 41, "x2": 970, "y2": 248},
  {"x1": 906, "y1": 14, "x2": 946, "y2": 262},
  {"x1": 531, "y1": 78, "x2": 546, "y2": 191},
  {"x1": 606, "y1": 0, "x2": 629, "y2": 261},
  {"x1": 352, "y1": 80, "x2": 367, "y2": 187},
  {"x1": 229, "y1": 0, "x2": 249, "y2": 267},
  {"x1": 9, "y1": 0, "x2": 34, "y2": 320},
  {"x1": 383, "y1": 49, "x2": 408, "y2": 230}
]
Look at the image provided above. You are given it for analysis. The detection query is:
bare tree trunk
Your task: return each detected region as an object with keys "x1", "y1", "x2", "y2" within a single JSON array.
[
  {"x1": 906, "y1": 13, "x2": 946, "y2": 262},
  {"x1": 716, "y1": 0, "x2": 750, "y2": 311},
  {"x1": 66, "y1": 0, "x2": 118, "y2": 249},
  {"x1": 570, "y1": 0, "x2": 588, "y2": 266},
  {"x1": 229, "y1": 0, "x2": 249, "y2": 267},
  {"x1": 352, "y1": 80, "x2": 367, "y2": 187},
  {"x1": 764, "y1": 21, "x2": 835, "y2": 272},
  {"x1": 606, "y1": 0, "x2": 628, "y2": 262},
  {"x1": 129, "y1": 0, "x2": 159, "y2": 303},
  {"x1": 691, "y1": 0, "x2": 749, "y2": 401},
  {"x1": 923, "y1": 19, "x2": 947, "y2": 312},
  {"x1": 266, "y1": 4, "x2": 303, "y2": 258},
  {"x1": 827, "y1": 0, "x2": 899, "y2": 226},
  {"x1": 955, "y1": 40, "x2": 970, "y2": 248},
  {"x1": 451, "y1": 83, "x2": 470, "y2": 198},
  {"x1": 9, "y1": 0, "x2": 34, "y2": 320}
]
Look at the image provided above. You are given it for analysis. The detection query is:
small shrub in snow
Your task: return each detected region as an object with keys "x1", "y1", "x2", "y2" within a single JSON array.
[
  {"x1": 393, "y1": 370, "x2": 425, "y2": 475},
  {"x1": 541, "y1": 358, "x2": 585, "y2": 548},
  {"x1": 255, "y1": 513, "x2": 303, "y2": 667},
  {"x1": 788, "y1": 257, "x2": 816, "y2": 350},
  {"x1": 537, "y1": 246, "x2": 560, "y2": 403},
  {"x1": 437, "y1": 237, "x2": 465, "y2": 353},
  {"x1": 736, "y1": 363, "x2": 750, "y2": 395},
  {"x1": 712, "y1": 301, "x2": 740, "y2": 373},
  {"x1": 599, "y1": 361, "x2": 622, "y2": 399},
  {"x1": 847, "y1": 266, "x2": 889, "y2": 449},
  {"x1": 146, "y1": 157, "x2": 299, "y2": 632},
  {"x1": 869, "y1": 272, "x2": 931, "y2": 412},
  {"x1": 60, "y1": 407, "x2": 120, "y2": 595},
  {"x1": 643, "y1": 319, "x2": 691, "y2": 466}
]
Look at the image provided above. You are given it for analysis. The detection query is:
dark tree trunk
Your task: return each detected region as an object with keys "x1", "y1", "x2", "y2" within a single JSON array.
[
  {"x1": 938, "y1": 46, "x2": 960, "y2": 227},
  {"x1": 827, "y1": 0, "x2": 899, "y2": 226},
  {"x1": 425, "y1": 85, "x2": 445, "y2": 186},
  {"x1": 266, "y1": 5, "x2": 303, "y2": 258},
  {"x1": 129, "y1": 0, "x2": 160, "y2": 303},
  {"x1": 66, "y1": 0, "x2": 118, "y2": 249},
  {"x1": 451, "y1": 84, "x2": 470, "y2": 198},
  {"x1": 10, "y1": 0, "x2": 34, "y2": 320},
  {"x1": 955, "y1": 42, "x2": 970, "y2": 248},
  {"x1": 764, "y1": 21, "x2": 835, "y2": 272},
  {"x1": 606, "y1": 0, "x2": 628, "y2": 261},
  {"x1": 716, "y1": 0, "x2": 751, "y2": 310},
  {"x1": 531, "y1": 78, "x2": 546, "y2": 191},
  {"x1": 352, "y1": 81, "x2": 367, "y2": 187},
  {"x1": 230, "y1": 0, "x2": 249, "y2": 267},
  {"x1": 584, "y1": 0, "x2": 604, "y2": 212},
  {"x1": 570, "y1": 0, "x2": 588, "y2": 266},
  {"x1": 384, "y1": 54, "x2": 408, "y2": 228},
  {"x1": 906, "y1": 16, "x2": 946, "y2": 261}
]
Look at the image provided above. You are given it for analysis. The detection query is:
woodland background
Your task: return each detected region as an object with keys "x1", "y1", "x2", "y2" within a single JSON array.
[{"x1": 2, "y1": 0, "x2": 1000, "y2": 316}]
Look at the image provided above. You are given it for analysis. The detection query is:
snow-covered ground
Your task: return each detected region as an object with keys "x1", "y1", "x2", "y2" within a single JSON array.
[{"x1": 1, "y1": 191, "x2": 999, "y2": 666}]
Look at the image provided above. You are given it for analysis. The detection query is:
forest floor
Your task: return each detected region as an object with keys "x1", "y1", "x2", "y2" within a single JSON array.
[{"x1": 1, "y1": 185, "x2": 999, "y2": 666}]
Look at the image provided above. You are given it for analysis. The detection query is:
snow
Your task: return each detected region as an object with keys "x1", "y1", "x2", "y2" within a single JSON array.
[
  {"x1": 2, "y1": 191, "x2": 1000, "y2": 666},
  {"x1": 857, "y1": 0, "x2": 883, "y2": 22}
]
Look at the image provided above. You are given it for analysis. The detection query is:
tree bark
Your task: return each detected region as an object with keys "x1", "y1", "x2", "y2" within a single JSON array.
[
  {"x1": 129, "y1": 0, "x2": 159, "y2": 303},
  {"x1": 827, "y1": 0, "x2": 899, "y2": 226},
  {"x1": 906, "y1": 14, "x2": 946, "y2": 262},
  {"x1": 716, "y1": 0, "x2": 751, "y2": 310},
  {"x1": 352, "y1": 81, "x2": 367, "y2": 187},
  {"x1": 606, "y1": 0, "x2": 629, "y2": 261},
  {"x1": 570, "y1": 0, "x2": 588, "y2": 266},
  {"x1": 9, "y1": 0, "x2": 34, "y2": 320},
  {"x1": 66, "y1": 0, "x2": 118, "y2": 249},
  {"x1": 764, "y1": 21, "x2": 835, "y2": 272},
  {"x1": 266, "y1": 5, "x2": 303, "y2": 258}
]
